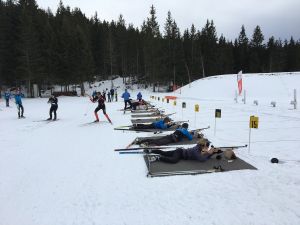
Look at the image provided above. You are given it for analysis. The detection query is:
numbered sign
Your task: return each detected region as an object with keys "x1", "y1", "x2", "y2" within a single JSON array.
[
  {"x1": 173, "y1": 100, "x2": 177, "y2": 106},
  {"x1": 215, "y1": 109, "x2": 221, "y2": 118},
  {"x1": 182, "y1": 102, "x2": 186, "y2": 108},
  {"x1": 195, "y1": 104, "x2": 199, "y2": 112},
  {"x1": 167, "y1": 99, "x2": 169, "y2": 103},
  {"x1": 249, "y1": 116, "x2": 259, "y2": 129}
]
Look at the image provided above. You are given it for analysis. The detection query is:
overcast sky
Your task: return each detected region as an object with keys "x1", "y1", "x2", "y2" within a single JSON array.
[{"x1": 35, "y1": 0, "x2": 300, "y2": 41}]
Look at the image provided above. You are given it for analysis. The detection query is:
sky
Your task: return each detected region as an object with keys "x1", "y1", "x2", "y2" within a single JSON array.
[{"x1": 35, "y1": 0, "x2": 300, "y2": 41}]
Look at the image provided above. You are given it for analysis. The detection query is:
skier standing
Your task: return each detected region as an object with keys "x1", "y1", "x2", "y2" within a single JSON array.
[
  {"x1": 47, "y1": 95, "x2": 58, "y2": 120},
  {"x1": 121, "y1": 89, "x2": 132, "y2": 111},
  {"x1": 107, "y1": 91, "x2": 111, "y2": 102},
  {"x1": 15, "y1": 90, "x2": 24, "y2": 118},
  {"x1": 90, "y1": 92, "x2": 112, "y2": 123},
  {"x1": 110, "y1": 88, "x2": 114, "y2": 101},
  {"x1": 102, "y1": 90, "x2": 106, "y2": 101},
  {"x1": 137, "y1": 92, "x2": 142, "y2": 101},
  {"x1": 4, "y1": 90, "x2": 11, "y2": 107}
]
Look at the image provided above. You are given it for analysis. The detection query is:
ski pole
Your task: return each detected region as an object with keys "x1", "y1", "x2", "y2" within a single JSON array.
[{"x1": 213, "y1": 144, "x2": 248, "y2": 149}]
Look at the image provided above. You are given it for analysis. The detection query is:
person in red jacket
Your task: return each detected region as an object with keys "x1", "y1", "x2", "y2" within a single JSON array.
[{"x1": 90, "y1": 92, "x2": 112, "y2": 123}]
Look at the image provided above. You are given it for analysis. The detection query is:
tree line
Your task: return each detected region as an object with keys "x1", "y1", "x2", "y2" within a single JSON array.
[{"x1": 1, "y1": 0, "x2": 300, "y2": 95}]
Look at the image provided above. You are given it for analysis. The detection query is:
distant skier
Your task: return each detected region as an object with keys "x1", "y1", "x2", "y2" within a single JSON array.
[
  {"x1": 90, "y1": 92, "x2": 112, "y2": 123},
  {"x1": 115, "y1": 91, "x2": 118, "y2": 102},
  {"x1": 102, "y1": 90, "x2": 106, "y2": 101},
  {"x1": 137, "y1": 92, "x2": 142, "y2": 101},
  {"x1": 4, "y1": 90, "x2": 11, "y2": 107},
  {"x1": 121, "y1": 89, "x2": 132, "y2": 111},
  {"x1": 107, "y1": 91, "x2": 111, "y2": 102},
  {"x1": 15, "y1": 90, "x2": 24, "y2": 118},
  {"x1": 92, "y1": 90, "x2": 97, "y2": 98},
  {"x1": 110, "y1": 88, "x2": 114, "y2": 101},
  {"x1": 47, "y1": 95, "x2": 58, "y2": 120}
]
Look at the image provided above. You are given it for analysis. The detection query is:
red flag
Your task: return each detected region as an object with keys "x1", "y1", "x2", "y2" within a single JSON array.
[{"x1": 237, "y1": 70, "x2": 243, "y2": 95}]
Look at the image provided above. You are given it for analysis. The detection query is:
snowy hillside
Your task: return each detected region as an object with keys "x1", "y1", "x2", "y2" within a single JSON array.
[{"x1": 0, "y1": 72, "x2": 300, "y2": 225}]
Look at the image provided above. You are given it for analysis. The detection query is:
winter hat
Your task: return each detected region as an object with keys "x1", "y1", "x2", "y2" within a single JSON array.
[
  {"x1": 198, "y1": 138, "x2": 210, "y2": 147},
  {"x1": 182, "y1": 123, "x2": 189, "y2": 129},
  {"x1": 163, "y1": 117, "x2": 171, "y2": 123}
]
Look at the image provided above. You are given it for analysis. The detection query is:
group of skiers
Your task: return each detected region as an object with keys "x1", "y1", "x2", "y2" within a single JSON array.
[
  {"x1": 88, "y1": 89, "x2": 145, "y2": 123},
  {"x1": 1, "y1": 89, "x2": 58, "y2": 121},
  {"x1": 1, "y1": 89, "x2": 25, "y2": 119},
  {"x1": 92, "y1": 88, "x2": 117, "y2": 103},
  {"x1": 121, "y1": 89, "x2": 147, "y2": 111}
]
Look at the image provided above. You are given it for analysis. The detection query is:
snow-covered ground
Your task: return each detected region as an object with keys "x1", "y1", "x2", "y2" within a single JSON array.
[{"x1": 1, "y1": 72, "x2": 300, "y2": 225}]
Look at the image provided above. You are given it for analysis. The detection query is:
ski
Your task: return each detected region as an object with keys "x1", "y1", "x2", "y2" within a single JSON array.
[
  {"x1": 33, "y1": 119, "x2": 59, "y2": 123},
  {"x1": 79, "y1": 121, "x2": 109, "y2": 127},
  {"x1": 114, "y1": 128, "x2": 160, "y2": 133},
  {"x1": 119, "y1": 151, "x2": 160, "y2": 154},
  {"x1": 215, "y1": 144, "x2": 248, "y2": 149},
  {"x1": 147, "y1": 167, "x2": 224, "y2": 178},
  {"x1": 131, "y1": 112, "x2": 176, "y2": 118},
  {"x1": 114, "y1": 146, "x2": 173, "y2": 151}
]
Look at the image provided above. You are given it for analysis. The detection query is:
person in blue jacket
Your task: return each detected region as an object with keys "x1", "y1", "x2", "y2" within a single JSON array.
[
  {"x1": 135, "y1": 123, "x2": 195, "y2": 146},
  {"x1": 137, "y1": 92, "x2": 142, "y2": 101},
  {"x1": 133, "y1": 117, "x2": 174, "y2": 130},
  {"x1": 15, "y1": 90, "x2": 24, "y2": 118},
  {"x1": 145, "y1": 138, "x2": 223, "y2": 164},
  {"x1": 121, "y1": 89, "x2": 132, "y2": 110},
  {"x1": 4, "y1": 90, "x2": 11, "y2": 107}
]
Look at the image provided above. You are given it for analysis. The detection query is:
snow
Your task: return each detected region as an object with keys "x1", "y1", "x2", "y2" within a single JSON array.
[{"x1": 1, "y1": 72, "x2": 300, "y2": 225}]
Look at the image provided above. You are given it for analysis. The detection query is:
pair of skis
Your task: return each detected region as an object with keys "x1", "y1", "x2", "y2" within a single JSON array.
[
  {"x1": 147, "y1": 167, "x2": 225, "y2": 178},
  {"x1": 116, "y1": 144, "x2": 248, "y2": 154}
]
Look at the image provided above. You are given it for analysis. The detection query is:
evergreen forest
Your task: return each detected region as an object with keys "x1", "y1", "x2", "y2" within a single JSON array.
[{"x1": 1, "y1": 0, "x2": 300, "y2": 95}]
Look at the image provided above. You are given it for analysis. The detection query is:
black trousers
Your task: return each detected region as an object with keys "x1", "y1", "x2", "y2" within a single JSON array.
[
  {"x1": 124, "y1": 100, "x2": 132, "y2": 110},
  {"x1": 17, "y1": 104, "x2": 24, "y2": 117},
  {"x1": 50, "y1": 105, "x2": 58, "y2": 119},
  {"x1": 139, "y1": 134, "x2": 175, "y2": 146},
  {"x1": 151, "y1": 149, "x2": 183, "y2": 163},
  {"x1": 6, "y1": 99, "x2": 9, "y2": 107},
  {"x1": 134, "y1": 123, "x2": 155, "y2": 129},
  {"x1": 95, "y1": 105, "x2": 106, "y2": 114}
]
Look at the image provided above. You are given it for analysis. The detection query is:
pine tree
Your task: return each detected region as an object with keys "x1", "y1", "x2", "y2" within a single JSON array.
[{"x1": 249, "y1": 25, "x2": 266, "y2": 72}]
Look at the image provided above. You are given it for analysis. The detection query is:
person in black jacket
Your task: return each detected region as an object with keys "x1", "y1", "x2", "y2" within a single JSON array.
[
  {"x1": 90, "y1": 92, "x2": 112, "y2": 123},
  {"x1": 47, "y1": 95, "x2": 58, "y2": 120}
]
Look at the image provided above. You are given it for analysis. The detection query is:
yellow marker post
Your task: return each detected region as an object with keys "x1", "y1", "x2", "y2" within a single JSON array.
[
  {"x1": 173, "y1": 100, "x2": 177, "y2": 106},
  {"x1": 249, "y1": 116, "x2": 259, "y2": 153},
  {"x1": 214, "y1": 109, "x2": 221, "y2": 135},
  {"x1": 162, "y1": 98, "x2": 164, "y2": 102},
  {"x1": 194, "y1": 104, "x2": 199, "y2": 127}
]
